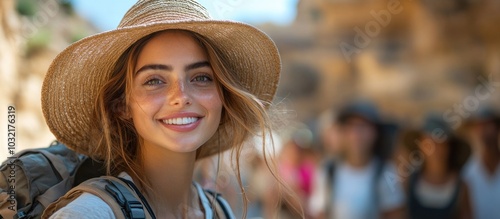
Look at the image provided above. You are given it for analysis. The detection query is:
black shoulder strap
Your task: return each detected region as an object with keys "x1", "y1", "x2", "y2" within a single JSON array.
[
  {"x1": 106, "y1": 178, "x2": 234, "y2": 219},
  {"x1": 117, "y1": 177, "x2": 156, "y2": 219},
  {"x1": 105, "y1": 179, "x2": 147, "y2": 219},
  {"x1": 326, "y1": 160, "x2": 336, "y2": 188},
  {"x1": 372, "y1": 159, "x2": 386, "y2": 208},
  {"x1": 324, "y1": 160, "x2": 336, "y2": 219}
]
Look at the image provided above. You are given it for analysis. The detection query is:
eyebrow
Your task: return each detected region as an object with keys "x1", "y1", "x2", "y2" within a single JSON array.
[{"x1": 135, "y1": 61, "x2": 211, "y2": 75}]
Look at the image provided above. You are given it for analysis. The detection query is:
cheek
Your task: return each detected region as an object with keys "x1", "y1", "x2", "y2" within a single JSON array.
[
  {"x1": 129, "y1": 93, "x2": 165, "y2": 123},
  {"x1": 194, "y1": 89, "x2": 222, "y2": 119},
  {"x1": 346, "y1": 130, "x2": 364, "y2": 143},
  {"x1": 343, "y1": 131, "x2": 355, "y2": 143}
]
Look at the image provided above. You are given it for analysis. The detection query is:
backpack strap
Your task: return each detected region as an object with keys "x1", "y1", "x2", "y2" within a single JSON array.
[
  {"x1": 104, "y1": 179, "x2": 146, "y2": 219},
  {"x1": 117, "y1": 177, "x2": 156, "y2": 219},
  {"x1": 324, "y1": 160, "x2": 336, "y2": 219},
  {"x1": 35, "y1": 146, "x2": 82, "y2": 208},
  {"x1": 42, "y1": 176, "x2": 152, "y2": 219},
  {"x1": 372, "y1": 159, "x2": 385, "y2": 209},
  {"x1": 203, "y1": 189, "x2": 235, "y2": 219},
  {"x1": 35, "y1": 176, "x2": 73, "y2": 210},
  {"x1": 36, "y1": 150, "x2": 71, "y2": 179}
]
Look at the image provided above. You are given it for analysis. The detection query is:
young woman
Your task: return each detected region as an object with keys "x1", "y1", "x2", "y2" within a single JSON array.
[
  {"x1": 404, "y1": 115, "x2": 472, "y2": 219},
  {"x1": 40, "y1": 0, "x2": 291, "y2": 218}
]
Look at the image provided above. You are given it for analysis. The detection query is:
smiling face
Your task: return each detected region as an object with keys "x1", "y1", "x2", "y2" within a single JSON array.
[{"x1": 128, "y1": 31, "x2": 222, "y2": 154}]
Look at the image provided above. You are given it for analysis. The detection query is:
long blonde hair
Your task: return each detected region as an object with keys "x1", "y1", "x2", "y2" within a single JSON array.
[{"x1": 94, "y1": 29, "x2": 301, "y2": 217}]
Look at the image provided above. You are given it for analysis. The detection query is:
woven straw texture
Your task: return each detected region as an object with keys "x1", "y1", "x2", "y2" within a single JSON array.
[{"x1": 41, "y1": 0, "x2": 281, "y2": 159}]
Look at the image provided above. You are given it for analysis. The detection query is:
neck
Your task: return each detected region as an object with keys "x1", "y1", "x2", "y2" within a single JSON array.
[
  {"x1": 423, "y1": 158, "x2": 450, "y2": 184},
  {"x1": 140, "y1": 142, "x2": 197, "y2": 217},
  {"x1": 346, "y1": 153, "x2": 372, "y2": 168}
]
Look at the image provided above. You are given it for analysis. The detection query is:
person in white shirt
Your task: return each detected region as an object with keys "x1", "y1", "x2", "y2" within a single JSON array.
[
  {"x1": 462, "y1": 107, "x2": 500, "y2": 219},
  {"x1": 309, "y1": 101, "x2": 405, "y2": 219}
]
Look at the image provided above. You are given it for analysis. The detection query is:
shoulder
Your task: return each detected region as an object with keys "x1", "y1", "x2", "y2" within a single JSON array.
[
  {"x1": 376, "y1": 161, "x2": 406, "y2": 210},
  {"x1": 49, "y1": 193, "x2": 114, "y2": 219}
]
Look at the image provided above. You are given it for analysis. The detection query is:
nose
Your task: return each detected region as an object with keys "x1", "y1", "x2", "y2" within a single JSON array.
[{"x1": 168, "y1": 79, "x2": 191, "y2": 106}]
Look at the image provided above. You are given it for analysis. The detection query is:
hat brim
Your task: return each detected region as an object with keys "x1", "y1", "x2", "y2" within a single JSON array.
[{"x1": 42, "y1": 20, "x2": 281, "y2": 159}]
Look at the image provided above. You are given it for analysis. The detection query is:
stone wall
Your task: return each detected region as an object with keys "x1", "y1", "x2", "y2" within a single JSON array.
[
  {"x1": 0, "y1": 0, "x2": 20, "y2": 159},
  {"x1": 0, "y1": 0, "x2": 97, "y2": 160},
  {"x1": 265, "y1": 0, "x2": 500, "y2": 125}
]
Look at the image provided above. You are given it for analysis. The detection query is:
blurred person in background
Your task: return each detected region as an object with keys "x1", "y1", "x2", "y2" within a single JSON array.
[
  {"x1": 264, "y1": 127, "x2": 318, "y2": 218},
  {"x1": 309, "y1": 101, "x2": 405, "y2": 219},
  {"x1": 461, "y1": 107, "x2": 500, "y2": 219},
  {"x1": 194, "y1": 134, "x2": 287, "y2": 219},
  {"x1": 317, "y1": 109, "x2": 342, "y2": 158},
  {"x1": 403, "y1": 115, "x2": 472, "y2": 219},
  {"x1": 237, "y1": 135, "x2": 285, "y2": 219}
]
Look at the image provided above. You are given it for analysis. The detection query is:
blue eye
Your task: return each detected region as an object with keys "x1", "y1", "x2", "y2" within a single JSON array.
[
  {"x1": 144, "y1": 78, "x2": 164, "y2": 86},
  {"x1": 192, "y1": 75, "x2": 212, "y2": 82}
]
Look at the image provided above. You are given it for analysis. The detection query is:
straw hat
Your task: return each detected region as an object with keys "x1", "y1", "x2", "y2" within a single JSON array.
[{"x1": 41, "y1": 0, "x2": 281, "y2": 159}]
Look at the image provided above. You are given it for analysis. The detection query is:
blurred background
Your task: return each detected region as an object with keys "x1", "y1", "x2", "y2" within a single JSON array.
[{"x1": 1, "y1": 0, "x2": 500, "y2": 218}]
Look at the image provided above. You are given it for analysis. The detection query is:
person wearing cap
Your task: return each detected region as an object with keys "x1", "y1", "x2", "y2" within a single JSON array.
[
  {"x1": 309, "y1": 102, "x2": 405, "y2": 219},
  {"x1": 461, "y1": 107, "x2": 500, "y2": 219},
  {"x1": 403, "y1": 114, "x2": 472, "y2": 219},
  {"x1": 40, "y1": 0, "x2": 293, "y2": 218}
]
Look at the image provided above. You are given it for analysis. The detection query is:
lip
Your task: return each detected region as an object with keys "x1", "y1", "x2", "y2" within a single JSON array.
[{"x1": 158, "y1": 112, "x2": 204, "y2": 132}]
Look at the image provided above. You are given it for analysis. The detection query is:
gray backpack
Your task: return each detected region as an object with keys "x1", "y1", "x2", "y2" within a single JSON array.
[
  {"x1": 0, "y1": 141, "x2": 111, "y2": 219},
  {"x1": 0, "y1": 141, "x2": 233, "y2": 219},
  {"x1": 0, "y1": 142, "x2": 154, "y2": 219}
]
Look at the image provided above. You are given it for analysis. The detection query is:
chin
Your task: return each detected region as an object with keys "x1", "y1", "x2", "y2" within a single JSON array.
[{"x1": 159, "y1": 139, "x2": 205, "y2": 153}]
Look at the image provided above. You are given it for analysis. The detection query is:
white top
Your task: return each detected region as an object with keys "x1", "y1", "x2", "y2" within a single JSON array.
[
  {"x1": 49, "y1": 172, "x2": 221, "y2": 219},
  {"x1": 308, "y1": 159, "x2": 405, "y2": 219},
  {"x1": 415, "y1": 177, "x2": 457, "y2": 208},
  {"x1": 462, "y1": 155, "x2": 500, "y2": 219},
  {"x1": 49, "y1": 193, "x2": 115, "y2": 219}
]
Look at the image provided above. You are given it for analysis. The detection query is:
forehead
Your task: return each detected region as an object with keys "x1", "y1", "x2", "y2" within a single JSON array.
[
  {"x1": 148, "y1": 30, "x2": 195, "y2": 44},
  {"x1": 341, "y1": 116, "x2": 374, "y2": 126},
  {"x1": 138, "y1": 30, "x2": 207, "y2": 59}
]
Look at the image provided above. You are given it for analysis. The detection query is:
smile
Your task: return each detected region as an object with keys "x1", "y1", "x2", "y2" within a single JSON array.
[
  {"x1": 162, "y1": 117, "x2": 199, "y2": 125},
  {"x1": 159, "y1": 114, "x2": 203, "y2": 132}
]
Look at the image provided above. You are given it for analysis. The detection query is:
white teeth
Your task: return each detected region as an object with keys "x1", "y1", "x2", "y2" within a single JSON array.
[{"x1": 162, "y1": 117, "x2": 199, "y2": 125}]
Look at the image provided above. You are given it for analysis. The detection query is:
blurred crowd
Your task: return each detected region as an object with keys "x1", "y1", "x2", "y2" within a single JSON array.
[{"x1": 195, "y1": 101, "x2": 500, "y2": 219}]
